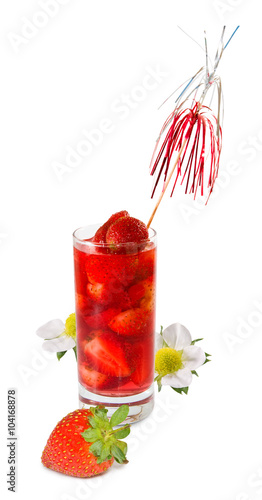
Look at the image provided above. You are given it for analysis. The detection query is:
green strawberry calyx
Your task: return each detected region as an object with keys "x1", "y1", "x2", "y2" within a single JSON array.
[{"x1": 81, "y1": 405, "x2": 130, "y2": 465}]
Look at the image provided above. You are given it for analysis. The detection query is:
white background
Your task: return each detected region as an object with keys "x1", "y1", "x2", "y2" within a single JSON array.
[{"x1": 1, "y1": 1, "x2": 262, "y2": 499}]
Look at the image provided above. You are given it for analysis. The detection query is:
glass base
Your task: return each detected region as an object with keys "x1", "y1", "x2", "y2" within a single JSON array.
[{"x1": 78, "y1": 383, "x2": 154, "y2": 424}]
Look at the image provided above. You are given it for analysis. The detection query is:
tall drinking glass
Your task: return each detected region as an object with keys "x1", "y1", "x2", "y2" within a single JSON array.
[{"x1": 73, "y1": 224, "x2": 157, "y2": 423}]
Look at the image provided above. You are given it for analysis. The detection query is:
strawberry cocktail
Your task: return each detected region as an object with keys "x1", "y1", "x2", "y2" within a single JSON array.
[{"x1": 73, "y1": 211, "x2": 156, "y2": 422}]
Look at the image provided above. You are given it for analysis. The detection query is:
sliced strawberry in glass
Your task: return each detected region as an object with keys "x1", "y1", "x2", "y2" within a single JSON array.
[
  {"x1": 113, "y1": 291, "x2": 132, "y2": 311},
  {"x1": 108, "y1": 308, "x2": 149, "y2": 337},
  {"x1": 127, "y1": 276, "x2": 154, "y2": 308},
  {"x1": 86, "y1": 253, "x2": 138, "y2": 285},
  {"x1": 75, "y1": 293, "x2": 100, "y2": 316},
  {"x1": 86, "y1": 282, "x2": 112, "y2": 305},
  {"x1": 74, "y1": 248, "x2": 89, "y2": 294},
  {"x1": 128, "y1": 282, "x2": 146, "y2": 307},
  {"x1": 136, "y1": 245, "x2": 156, "y2": 280},
  {"x1": 130, "y1": 341, "x2": 155, "y2": 388},
  {"x1": 86, "y1": 279, "x2": 129, "y2": 308},
  {"x1": 78, "y1": 363, "x2": 108, "y2": 390},
  {"x1": 75, "y1": 315, "x2": 98, "y2": 345},
  {"x1": 83, "y1": 331, "x2": 132, "y2": 377},
  {"x1": 84, "y1": 308, "x2": 121, "y2": 330}
]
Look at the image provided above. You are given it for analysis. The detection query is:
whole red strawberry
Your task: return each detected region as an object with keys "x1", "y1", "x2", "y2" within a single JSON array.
[
  {"x1": 106, "y1": 217, "x2": 148, "y2": 246},
  {"x1": 93, "y1": 210, "x2": 129, "y2": 243},
  {"x1": 92, "y1": 211, "x2": 148, "y2": 254},
  {"x1": 41, "y1": 405, "x2": 130, "y2": 478}
]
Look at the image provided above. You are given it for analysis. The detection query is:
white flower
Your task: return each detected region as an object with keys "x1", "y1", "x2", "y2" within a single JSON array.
[
  {"x1": 36, "y1": 313, "x2": 76, "y2": 353},
  {"x1": 155, "y1": 323, "x2": 206, "y2": 389}
]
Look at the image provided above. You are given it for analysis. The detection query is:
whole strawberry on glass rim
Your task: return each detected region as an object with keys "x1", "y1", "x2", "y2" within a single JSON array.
[
  {"x1": 73, "y1": 210, "x2": 156, "y2": 422},
  {"x1": 41, "y1": 405, "x2": 130, "y2": 477}
]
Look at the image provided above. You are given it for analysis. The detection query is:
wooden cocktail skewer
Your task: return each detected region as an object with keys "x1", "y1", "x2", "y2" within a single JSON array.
[{"x1": 147, "y1": 138, "x2": 187, "y2": 228}]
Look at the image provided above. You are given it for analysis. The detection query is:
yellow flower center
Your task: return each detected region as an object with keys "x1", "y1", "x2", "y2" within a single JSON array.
[
  {"x1": 64, "y1": 313, "x2": 76, "y2": 341},
  {"x1": 155, "y1": 347, "x2": 183, "y2": 376}
]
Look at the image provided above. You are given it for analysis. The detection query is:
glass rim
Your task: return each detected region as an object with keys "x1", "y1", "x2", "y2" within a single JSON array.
[{"x1": 73, "y1": 224, "x2": 156, "y2": 248}]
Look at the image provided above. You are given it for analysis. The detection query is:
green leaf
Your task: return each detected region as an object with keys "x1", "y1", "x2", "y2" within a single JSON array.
[
  {"x1": 93, "y1": 406, "x2": 109, "y2": 421},
  {"x1": 154, "y1": 374, "x2": 162, "y2": 392},
  {"x1": 203, "y1": 357, "x2": 211, "y2": 365},
  {"x1": 81, "y1": 428, "x2": 101, "y2": 443},
  {"x1": 115, "y1": 440, "x2": 127, "y2": 456},
  {"x1": 157, "y1": 379, "x2": 162, "y2": 392},
  {"x1": 57, "y1": 347, "x2": 77, "y2": 361},
  {"x1": 113, "y1": 426, "x2": 130, "y2": 439},
  {"x1": 191, "y1": 338, "x2": 204, "y2": 345},
  {"x1": 171, "y1": 386, "x2": 189, "y2": 395},
  {"x1": 89, "y1": 439, "x2": 103, "y2": 457},
  {"x1": 56, "y1": 351, "x2": 67, "y2": 361},
  {"x1": 110, "y1": 405, "x2": 129, "y2": 427},
  {"x1": 88, "y1": 407, "x2": 110, "y2": 428},
  {"x1": 97, "y1": 455, "x2": 112, "y2": 464},
  {"x1": 205, "y1": 352, "x2": 212, "y2": 357},
  {"x1": 110, "y1": 444, "x2": 126, "y2": 464},
  {"x1": 88, "y1": 416, "x2": 100, "y2": 429},
  {"x1": 191, "y1": 370, "x2": 199, "y2": 377},
  {"x1": 97, "y1": 447, "x2": 112, "y2": 464},
  {"x1": 160, "y1": 325, "x2": 164, "y2": 336},
  {"x1": 97, "y1": 444, "x2": 111, "y2": 464}
]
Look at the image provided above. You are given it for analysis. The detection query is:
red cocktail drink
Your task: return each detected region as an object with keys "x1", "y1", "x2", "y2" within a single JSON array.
[{"x1": 73, "y1": 223, "x2": 156, "y2": 422}]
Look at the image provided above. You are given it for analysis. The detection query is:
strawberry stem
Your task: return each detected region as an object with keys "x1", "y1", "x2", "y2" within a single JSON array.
[{"x1": 82, "y1": 405, "x2": 130, "y2": 465}]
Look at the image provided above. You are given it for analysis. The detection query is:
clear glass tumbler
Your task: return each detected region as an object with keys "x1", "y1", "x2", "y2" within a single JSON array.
[{"x1": 73, "y1": 224, "x2": 156, "y2": 423}]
